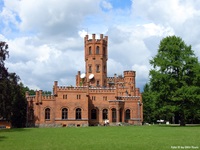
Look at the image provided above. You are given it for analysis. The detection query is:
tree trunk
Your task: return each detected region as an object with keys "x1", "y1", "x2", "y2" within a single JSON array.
[{"x1": 180, "y1": 112, "x2": 186, "y2": 126}]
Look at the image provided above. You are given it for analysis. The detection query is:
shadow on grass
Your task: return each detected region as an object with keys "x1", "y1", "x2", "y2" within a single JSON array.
[
  {"x1": 155, "y1": 124, "x2": 200, "y2": 128},
  {"x1": 0, "y1": 136, "x2": 7, "y2": 141},
  {"x1": 0, "y1": 128, "x2": 32, "y2": 133},
  {"x1": 0, "y1": 128, "x2": 33, "y2": 142}
]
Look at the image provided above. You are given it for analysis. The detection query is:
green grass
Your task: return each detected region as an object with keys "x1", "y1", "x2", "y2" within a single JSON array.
[{"x1": 0, "y1": 125, "x2": 200, "y2": 150}]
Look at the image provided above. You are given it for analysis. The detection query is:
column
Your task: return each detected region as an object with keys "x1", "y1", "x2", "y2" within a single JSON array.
[
  {"x1": 99, "y1": 109, "x2": 103, "y2": 125},
  {"x1": 108, "y1": 109, "x2": 112, "y2": 123},
  {"x1": 116, "y1": 108, "x2": 120, "y2": 123}
]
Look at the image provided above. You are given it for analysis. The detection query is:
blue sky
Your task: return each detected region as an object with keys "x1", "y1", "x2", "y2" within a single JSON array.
[{"x1": 0, "y1": 0, "x2": 200, "y2": 92}]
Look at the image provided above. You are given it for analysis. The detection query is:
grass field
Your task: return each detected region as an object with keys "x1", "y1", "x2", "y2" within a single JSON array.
[{"x1": 0, "y1": 125, "x2": 200, "y2": 150}]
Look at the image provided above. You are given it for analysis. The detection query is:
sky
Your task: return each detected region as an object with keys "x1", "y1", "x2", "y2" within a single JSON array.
[{"x1": 0, "y1": 0, "x2": 200, "y2": 92}]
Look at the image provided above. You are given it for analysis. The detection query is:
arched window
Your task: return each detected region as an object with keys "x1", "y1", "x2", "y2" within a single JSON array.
[
  {"x1": 76, "y1": 108, "x2": 81, "y2": 120},
  {"x1": 45, "y1": 108, "x2": 50, "y2": 120},
  {"x1": 96, "y1": 65, "x2": 100, "y2": 73},
  {"x1": 96, "y1": 46, "x2": 99, "y2": 54},
  {"x1": 91, "y1": 109, "x2": 97, "y2": 120},
  {"x1": 89, "y1": 65, "x2": 92, "y2": 73},
  {"x1": 62, "y1": 108, "x2": 68, "y2": 120},
  {"x1": 125, "y1": 109, "x2": 130, "y2": 120},
  {"x1": 89, "y1": 47, "x2": 92, "y2": 55},
  {"x1": 112, "y1": 108, "x2": 116, "y2": 122},
  {"x1": 102, "y1": 109, "x2": 108, "y2": 120}
]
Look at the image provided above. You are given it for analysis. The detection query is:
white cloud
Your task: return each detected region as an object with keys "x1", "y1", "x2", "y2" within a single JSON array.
[
  {"x1": 100, "y1": 0, "x2": 113, "y2": 10},
  {"x1": 17, "y1": 0, "x2": 100, "y2": 36},
  {"x1": 1, "y1": 0, "x2": 200, "y2": 92}
]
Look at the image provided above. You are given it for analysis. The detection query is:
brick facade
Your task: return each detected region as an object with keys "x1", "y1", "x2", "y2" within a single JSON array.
[{"x1": 26, "y1": 34, "x2": 143, "y2": 127}]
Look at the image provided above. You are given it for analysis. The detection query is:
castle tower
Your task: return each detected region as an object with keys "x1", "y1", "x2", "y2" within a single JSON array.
[
  {"x1": 84, "y1": 34, "x2": 108, "y2": 87},
  {"x1": 123, "y1": 71, "x2": 136, "y2": 95}
]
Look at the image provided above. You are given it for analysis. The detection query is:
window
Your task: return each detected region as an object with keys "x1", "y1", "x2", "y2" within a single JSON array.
[
  {"x1": 96, "y1": 46, "x2": 99, "y2": 54},
  {"x1": 92, "y1": 96, "x2": 96, "y2": 100},
  {"x1": 91, "y1": 109, "x2": 97, "y2": 120},
  {"x1": 45, "y1": 108, "x2": 50, "y2": 120},
  {"x1": 96, "y1": 80, "x2": 100, "y2": 87},
  {"x1": 63, "y1": 94, "x2": 67, "y2": 99},
  {"x1": 89, "y1": 65, "x2": 92, "y2": 73},
  {"x1": 125, "y1": 109, "x2": 130, "y2": 120},
  {"x1": 76, "y1": 108, "x2": 81, "y2": 120},
  {"x1": 96, "y1": 65, "x2": 100, "y2": 73},
  {"x1": 62, "y1": 108, "x2": 68, "y2": 119},
  {"x1": 77, "y1": 94, "x2": 81, "y2": 99},
  {"x1": 89, "y1": 47, "x2": 92, "y2": 55},
  {"x1": 102, "y1": 109, "x2": 108, "y2": 120},
  {"x1": 112, "y1": 108, "x2": 116, "y2": 122},
  {"x1": 103, "y1": 96, "x2": 107, "y2": 101}
]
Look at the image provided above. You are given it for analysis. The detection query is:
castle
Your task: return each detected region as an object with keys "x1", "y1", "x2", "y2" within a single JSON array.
[{"x1": 26, "y1": 34, "x2": 143, "y2": 127}]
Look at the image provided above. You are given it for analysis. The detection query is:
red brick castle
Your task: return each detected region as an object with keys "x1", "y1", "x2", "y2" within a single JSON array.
[{"x1": 26, "y1": 34, "x2": 143, "y2": 127}]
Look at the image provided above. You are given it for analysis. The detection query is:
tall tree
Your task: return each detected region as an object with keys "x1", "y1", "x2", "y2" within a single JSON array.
[
  {"x1": 0, "y1": 42, "x2": 9, "y2": 119},
  {"x1": 0, "y1": 41, "x2": 27, "y2": 128},
  {"x1": 142, "y1": 83, "x2": 156, "y2": 123},
  {"x1": 149, "y1": 36, "x2": 200, "y2": 126}
]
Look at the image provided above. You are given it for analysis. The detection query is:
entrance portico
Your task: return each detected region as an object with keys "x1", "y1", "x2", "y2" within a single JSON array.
[{"x1": 108, "y1": 100, "x2": 124, "y2": 124}]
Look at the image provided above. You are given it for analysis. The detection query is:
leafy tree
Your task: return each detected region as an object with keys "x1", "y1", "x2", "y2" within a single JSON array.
[
  {"x1": 142, "y1": 83, "x2": 156, "y2": 123},
  {"x1": 0, "y1": 41, "x2": 27, "y2": 128},
  {"x1": 148, "y1": 36, "x2": 200, "y2": 126},
  {"x1": 0, "y1": 42, "x2": 9, "y2": 119}
]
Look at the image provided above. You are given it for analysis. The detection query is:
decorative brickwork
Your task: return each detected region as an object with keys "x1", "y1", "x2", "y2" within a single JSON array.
[{"x1": 26, "y1": 34, "x2": 143, "y2": 127}]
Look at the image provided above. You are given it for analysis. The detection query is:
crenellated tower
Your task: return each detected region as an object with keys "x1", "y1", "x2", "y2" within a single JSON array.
[{"x1": 84, "y1": 34, "x2": 108, "y2": 87}]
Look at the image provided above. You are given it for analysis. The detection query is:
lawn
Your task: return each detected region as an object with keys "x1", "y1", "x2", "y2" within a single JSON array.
[{"x1": 0, "y1": 125, "x2": 199, "y2": 150}]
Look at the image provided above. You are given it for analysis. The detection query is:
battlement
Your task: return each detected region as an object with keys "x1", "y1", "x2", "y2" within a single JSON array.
[
  {"x1": 57, "y1": 86, "x2": 88, "y2": 92},
  {"x1": 42, "y1": 95, "x2": 55, "y2": 100},
  {"x1": 124, "y1": 70, "x2": 135, "y2": 77},
  {"x1": 26, "y1": 95, "x2": 36, "y2": 101},
  {"x1": 116, "y1": 96, "x2": 140, "y2": 101},
  {"x1": 89, "y1": 87, "x2": 116, "y2": 93},
  {"x1": 85, "y1": 34, "x2": 108, "y2": 44}
]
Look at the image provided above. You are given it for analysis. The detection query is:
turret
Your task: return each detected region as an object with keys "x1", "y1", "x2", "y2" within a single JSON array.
[
  {"x1": 123, "y1": 70, "x2": 136, "y2": 92},
  {"x1": 84, "y1": 34, "x2": 108, "y2": 87}
]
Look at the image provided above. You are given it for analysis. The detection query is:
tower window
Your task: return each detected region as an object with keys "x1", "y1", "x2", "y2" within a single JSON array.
[
  {"x1": 89, "y1": 65, "x2": 92, "y2": 73},
  {"x1": 97, "y1": 80, "x2": 100, "y2": 87},
  {"x1": 96, "y1": 46, "x2": 99, "y2": 54},
  {"x1": 89, "y1": 47, "x2": 92, "y2": 55},
  {"x1": 96, "y1": 65, "x2": 100, "y2": 73}
]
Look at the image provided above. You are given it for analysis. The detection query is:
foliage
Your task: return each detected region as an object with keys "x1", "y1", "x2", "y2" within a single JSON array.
[
  {"x1": 143, "y1": 36, "x2": 200, "y2": 126},
  {"x1": 0, "y1": 126, "x2": 200, "y2": 150},
  {"x1": 0, "y1": 41, "x2": 27, "y2": 128}
]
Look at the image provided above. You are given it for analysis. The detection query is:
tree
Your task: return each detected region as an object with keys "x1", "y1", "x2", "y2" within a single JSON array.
[
  {"x1": 142, "y1": 83, "x2": 156, "y2": 123},
  {"x1": 0, "y1": 42, "x2": 9, "y2": 120},
  {"x1": 149, "y1": 36, "x2": 200, "y2": 126},
  {"x1": 0, "y1": 41, "x2": 27, "y2": 128}
]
